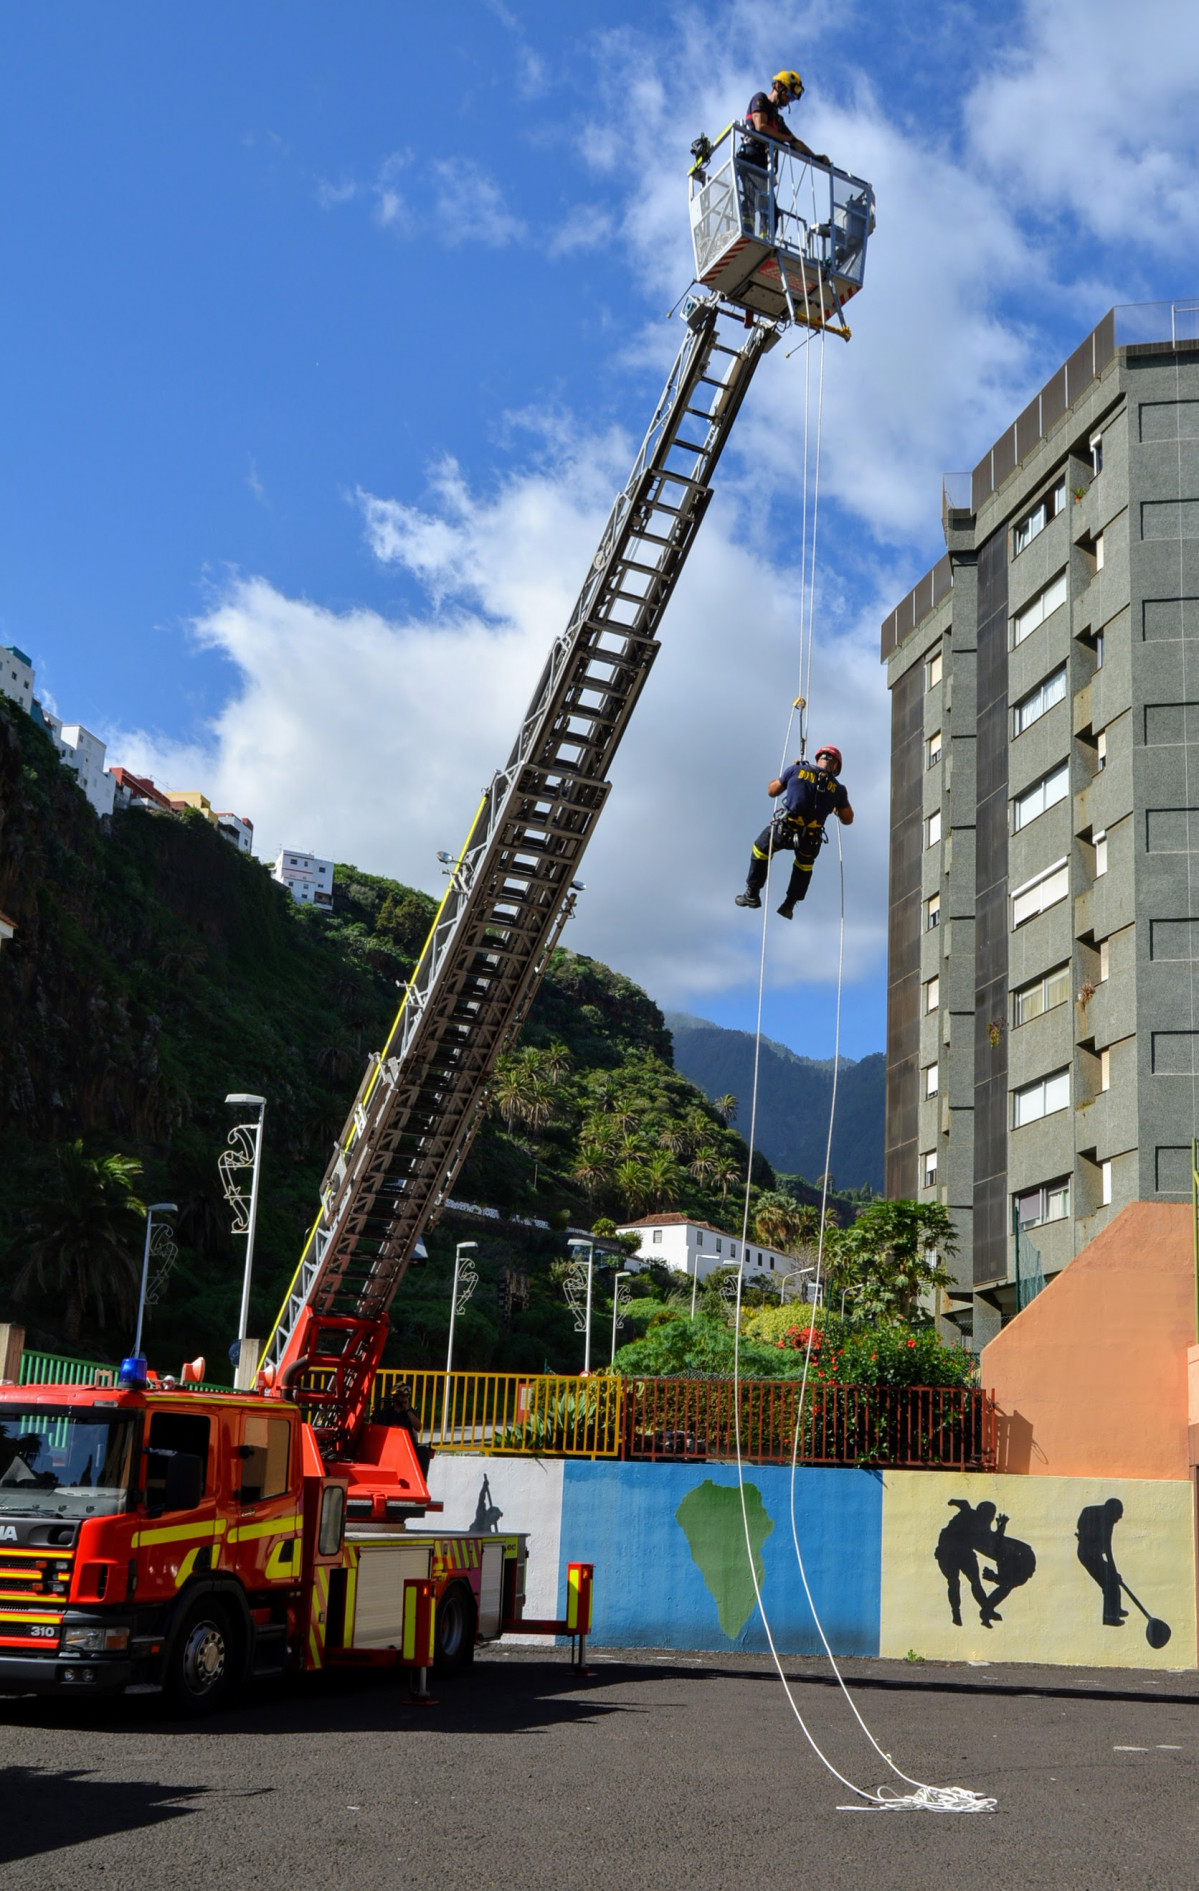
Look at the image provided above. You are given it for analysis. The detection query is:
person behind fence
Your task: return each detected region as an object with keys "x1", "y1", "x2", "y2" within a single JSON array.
[
  {"x1": 735, "y1": 744, "x2": 852, "y2": 919},
  {"x1": 376, "y1": 1380, "x2": 432, "y2": 1479},
  {"x1": 738, "y1": 70, "x2": 830, "y2": 238}
]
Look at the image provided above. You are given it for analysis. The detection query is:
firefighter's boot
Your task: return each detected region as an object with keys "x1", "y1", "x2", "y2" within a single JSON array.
[
  {"x1": 777, "y1": 898, "x2": 796, "y2": 920},
  {"x1": 735, "y1": 892, "x2": 761, "y2": 909}
]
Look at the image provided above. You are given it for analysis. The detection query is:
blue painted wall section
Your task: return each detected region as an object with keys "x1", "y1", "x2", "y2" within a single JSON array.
[{"x1": 559, "y1": 1461, "x2": 882, "y2": 1655}]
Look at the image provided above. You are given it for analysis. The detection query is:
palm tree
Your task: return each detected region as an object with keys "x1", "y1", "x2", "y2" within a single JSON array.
[
  {"x1": 615, "y1": 1159, "x2": 652, "y2": 1219},
  {"x1": 713, "y1": 1158, "x2": 742, "y2": 1207},
  {"x1": 752, "y1": 1191, "x2": 811, "y2": 1256},
  {"x1": 688, "y1": 1144, "x2": 721, "y2": 1187},
  {"x1": 14, "y1": 1142, "x2": 146, "y2": 1346},
  {"x1": 571, "y1": 1146, "x2": 612, "y2": 1203},
  {"x1": 643, "y1": 1152, "x2": 682, "y2": 1211},
  {"x1": 713, "y1": 1094, "x2": 739, "y2": 1126}
]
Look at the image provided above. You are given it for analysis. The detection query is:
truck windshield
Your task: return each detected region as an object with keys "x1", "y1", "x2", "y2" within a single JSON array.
[{"x1": 0, "y1": 1407, "x2": 137, "y2": 1519}]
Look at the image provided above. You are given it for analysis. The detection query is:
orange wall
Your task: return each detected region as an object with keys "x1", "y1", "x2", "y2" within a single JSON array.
[{"x1": 981, "y1": 1202, "x2": 1195, "y2": 1479}]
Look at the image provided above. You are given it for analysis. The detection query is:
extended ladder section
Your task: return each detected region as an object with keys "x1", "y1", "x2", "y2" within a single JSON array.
[{"x1": 264, "y1": 294, "x2": 777, "y2": 1439}]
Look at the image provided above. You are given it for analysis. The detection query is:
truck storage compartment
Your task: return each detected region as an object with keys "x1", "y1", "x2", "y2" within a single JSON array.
[{"x1": 347, "y1": 1539, "x2": 432, "y2": 1649}]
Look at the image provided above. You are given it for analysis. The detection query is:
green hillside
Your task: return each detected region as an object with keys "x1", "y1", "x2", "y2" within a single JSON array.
[{"x1": 0, "y1": 698, "x2": 773, "y2": 1375}]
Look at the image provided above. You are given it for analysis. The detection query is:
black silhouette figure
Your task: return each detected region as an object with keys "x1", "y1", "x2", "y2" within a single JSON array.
[
  {"x1": 935, "y1": 1499, "x2": 992, "y2": 1627},
  {"x1": 936, "y1": 1499, "x2": 1036, "y2": 1628},
  {"x1": 1076, "y1": 1499, "x2": 1126, "y2": 1625},
  {"x1": 975, "y1": 1505, "x2": 1036, "y2": 1625},
  {"x1": 1076, "y1": 1499, "x2": 1172, "y2": 1646},
  {"x1": 471, "y1": 1473, "x2": 504, "y2": 1535}
]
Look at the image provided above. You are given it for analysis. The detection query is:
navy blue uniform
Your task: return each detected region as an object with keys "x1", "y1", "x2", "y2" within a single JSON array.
[{"x1": 745, "y1": 761, "x2": 848, "y2": 905}]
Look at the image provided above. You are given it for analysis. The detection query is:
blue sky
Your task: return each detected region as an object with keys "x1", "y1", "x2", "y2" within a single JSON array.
[{"x1": 4, "y1": 1, "x2": 1198, "y2": 1062}]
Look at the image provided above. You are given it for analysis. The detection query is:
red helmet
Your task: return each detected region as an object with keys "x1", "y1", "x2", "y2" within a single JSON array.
[{"x1": 814, "y1": 744, "x2": 842, "y2": 775}]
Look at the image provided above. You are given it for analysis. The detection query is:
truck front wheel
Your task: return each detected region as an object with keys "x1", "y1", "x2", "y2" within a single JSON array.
[
  {"x1": 166, "y1": 1598, "x2": 237, "y2": 1716},
  {"x1": 433, "y1": 1582, "x2": 476, "y2": 1674}
]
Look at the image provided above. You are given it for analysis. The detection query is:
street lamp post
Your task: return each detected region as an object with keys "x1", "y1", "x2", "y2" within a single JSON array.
[
  {"x1": 610, "y1": 1270, "x2": 632, "y2": 1365},
  {"x1": 131, "y1": 1202, "x2": 178, "y2": 1365},
  {"x1": 222, "y1": 1093, "x2": 266, "y2": 1389},
  {"x1": 567, "y1": 1238, "x2": 595, "y2": 1374},
  {"x1": 442, "y1": 1241, "x2": 479, "y2": 1439}
]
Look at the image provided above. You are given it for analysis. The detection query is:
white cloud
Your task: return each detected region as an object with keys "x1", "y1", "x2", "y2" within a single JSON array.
[
  {"x1": 967, "y1": 1, "x2": 1199, "y2": 249},
  {"x1": 431, "y1": 159, "x2": 528, "y2": 247},
  {"x1": 372, "y1": 150, "x2": 414, "y2": 233},
  {"x1": 316, "y1": 176, "x2": 358, "y2": 208},
  {"x1": 106, "y1": 431, "x2": 891, "y2": 1006}
]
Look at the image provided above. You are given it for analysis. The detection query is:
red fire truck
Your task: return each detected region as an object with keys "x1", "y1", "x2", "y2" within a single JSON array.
[{"x1": 0, "y1": 1373, "x2": 590, "y2": 1711}]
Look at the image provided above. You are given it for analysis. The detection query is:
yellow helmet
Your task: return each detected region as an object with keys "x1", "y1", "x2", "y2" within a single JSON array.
[{"x1": 773, "y1": 69, "x2": 804, "y2": 101}]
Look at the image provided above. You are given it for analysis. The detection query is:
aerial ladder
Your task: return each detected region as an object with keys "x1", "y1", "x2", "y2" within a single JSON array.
[
  {"x1": 0, "y1": 134, "x2": 874, "y2": 1713},
  {"x1": 260, "y1": 131, "x2": 876, "y2": 1496}
]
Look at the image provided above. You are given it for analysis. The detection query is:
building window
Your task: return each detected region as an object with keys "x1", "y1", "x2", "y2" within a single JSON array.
[
  {"x1": 926, "y1": 892, "x2": 941, "y2": 929},
  {"x1": 1013, "y1": 963, "x2": 1071, "y2": 1027},
  {"x1": 1015, "y1": 1178, "x2": 1071, "y2": 1229},
  {"x1": 927, "y1": 729, "x2": 942, "y2": 767},
  {"x1": 1012, "y1": 479, "x2": 1065, "y2": 556},
  {"x1": 922, "y1": 1150, "x2": 938, "y2": 1188},
  {"x1": 1095, "y1": 628, "x2": 1105, "y2": 668},
  {"x1": 695, "y1": 1231, "x2": 703, "y2": 1247},
  {"x1": 1013, "y1": 1067, "x2": 1070, "y2": 1128},
  {"x1": 1100, "y1": 1047, "x2": 1111, "y2": 1092},
  {"x1": 715, "y1": 1238, "x2": 722, "y2": 1255},
  {"x1": 1096, "y1": 729, "x2": 1107, "y2": 771},
  {"x1": 1012, "y1": 858, "x2": 1069, "y2": 928},
  {"x1": 1014, "y1": 761, "x2": 1069, "y2": 831},
  {"x1": 1094, "y1": 532, "x2": 1105, "y2": 571},
  {"x1": 924, "y1": 974, "x2": 940, "y2": 1013},
  {"x1": 1095, "y1": 829, "x2": 1108, "y2": 876},
  {"x1": 1012, "y1": 570, "x2": 1068, "y2": 647},
  {"x1": 926, "y1": 650, "x2": 943, "y2": 690},
  {"x1": 927, "y1": 809, "x2": 942, "y2": 847},
  {"x1": 1101, "y1": 1159, "x2": 1113, "y2": 1206},
  {"x1": 1012, "y1": 665, "x2": 1067, "y2": 737},
  {"x1": 652, "y1": 1228, "x2": 662, "y2": 1244},
  {"x1": 1098, "y1": 938, "x2": 1110, "y2": 981},
  {"x1": 1090, "y1": 431, "x2": 1104, "y2": 477},
  {"x1": 924, "y1": 1062, "x2": 939, "y2": 1098}
]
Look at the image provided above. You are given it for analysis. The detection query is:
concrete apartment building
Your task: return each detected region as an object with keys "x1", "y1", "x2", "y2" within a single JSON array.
[
  {"x1": 43, "y1": 714, "x2": 115, "y2": 818},
  {"x1": 1, "y1": 645, "x2": 35, "y2": 713},
  {"x1": 881, "y1": 299, "x2": 1199, "y2": 1348}
]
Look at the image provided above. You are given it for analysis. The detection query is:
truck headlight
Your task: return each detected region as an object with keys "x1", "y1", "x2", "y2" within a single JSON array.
[{"x1": 63, "y1": 1626, "x2": 130, "y2": 1654}]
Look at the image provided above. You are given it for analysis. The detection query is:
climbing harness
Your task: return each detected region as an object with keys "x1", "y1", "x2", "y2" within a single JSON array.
[{"x1": 727, "y1": 328, "x2": 996, "y2": 1818}]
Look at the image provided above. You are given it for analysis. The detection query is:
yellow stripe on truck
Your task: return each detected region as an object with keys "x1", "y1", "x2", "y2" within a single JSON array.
[
  {"x1": 227, "y1": 1513, "x2": 302, "y2": 1545},
  {"x1": 132, "y1": 1518, "x2": 227, "y2": 1549}
]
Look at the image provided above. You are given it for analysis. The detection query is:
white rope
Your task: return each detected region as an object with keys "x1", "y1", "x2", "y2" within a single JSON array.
[{"x1": 728, "y1": 327, "x2": 995, "y2": 1816}]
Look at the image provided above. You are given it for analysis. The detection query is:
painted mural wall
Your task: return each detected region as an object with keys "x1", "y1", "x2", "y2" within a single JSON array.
[
  {"x1": 559, "y1": 1461, "x2": 882, "y2": 1655},
  {"x1": 880, "y1": 1472, "x2": 1196, "y2": 1669},
  {"x1": 422, "y1": 1454, "x2": 1196, "y2": 1670}
]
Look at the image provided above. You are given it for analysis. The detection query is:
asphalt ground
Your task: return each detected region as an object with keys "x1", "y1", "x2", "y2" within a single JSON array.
[{"x1": 2, "y1": 1649, "x2": 1198, "y2": 1890}]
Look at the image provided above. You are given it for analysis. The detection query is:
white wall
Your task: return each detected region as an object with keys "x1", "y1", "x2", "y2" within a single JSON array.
[{"x1": 423, "y1": 1453, "x2": 564, "y2": 1644}]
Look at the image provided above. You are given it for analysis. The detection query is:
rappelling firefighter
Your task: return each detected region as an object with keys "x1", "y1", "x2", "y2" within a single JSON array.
[{"x1": 735, "y1": 744, "x2": 852, "y2": 919}]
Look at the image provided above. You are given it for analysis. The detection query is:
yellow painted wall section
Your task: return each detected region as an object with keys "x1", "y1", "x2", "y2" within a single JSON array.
[
  {"x1": 881, "y1": 1471, "x2": 1196, "y2": 1669},
  {"x1": 981, "y1": 1202, "x2": 1194, "y2": 1479}
]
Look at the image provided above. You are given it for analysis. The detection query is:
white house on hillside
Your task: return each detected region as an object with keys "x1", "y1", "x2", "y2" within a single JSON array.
[
  {"x1": 272, "y1": 848, "x2": 334, "y2": 909},
  {"x1": 615, "y1": 1212, "x2": 802, "y2": 1285}
]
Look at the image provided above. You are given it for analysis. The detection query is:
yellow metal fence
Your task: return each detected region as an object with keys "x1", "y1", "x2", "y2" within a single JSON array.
[{"x1": 371, "y1": 1369, "x2": 623, "y2": 1459}]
